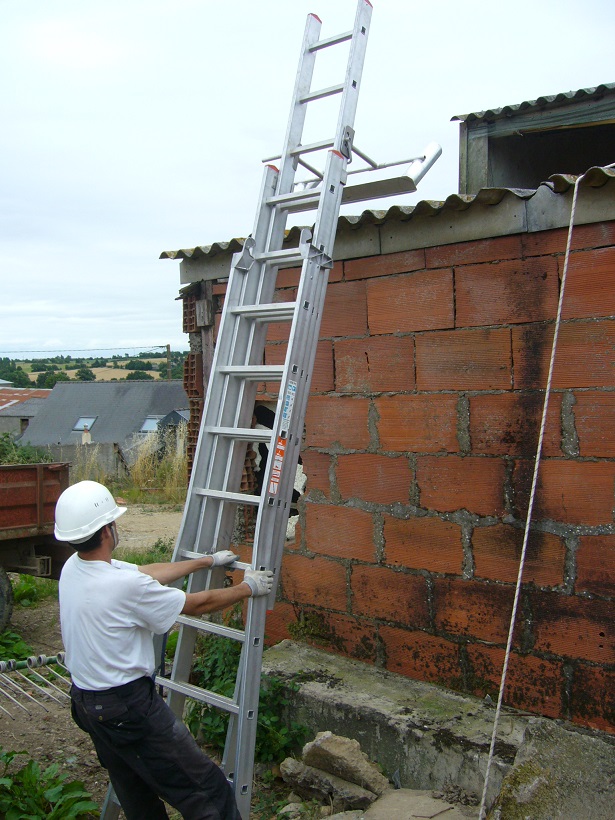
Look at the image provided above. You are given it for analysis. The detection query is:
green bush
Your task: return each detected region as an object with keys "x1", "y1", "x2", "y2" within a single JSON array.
[
  {"x1": 0, "y1": 433, "x2": 53, "y2": 465},
  {"x1": 11, "y1": 575, "x2": 57, "y2": 607},
  {"x1": 0, "y1": 748, "x2": 98, "y2": 819}
]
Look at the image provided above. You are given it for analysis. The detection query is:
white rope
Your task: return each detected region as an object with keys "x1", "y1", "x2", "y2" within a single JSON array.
[{"x1": 477, "y1": 174, "x2": 582, "y2": 819}]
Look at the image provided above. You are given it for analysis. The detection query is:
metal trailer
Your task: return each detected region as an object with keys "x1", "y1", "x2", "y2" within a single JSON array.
[{"x1": 0, "y1": 463, "x2": 73, "y2": 631}]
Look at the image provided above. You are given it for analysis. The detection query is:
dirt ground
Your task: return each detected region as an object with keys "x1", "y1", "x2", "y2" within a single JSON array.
[{"x1": 0, "y1": 504, "x2": 184, "y2": 814}]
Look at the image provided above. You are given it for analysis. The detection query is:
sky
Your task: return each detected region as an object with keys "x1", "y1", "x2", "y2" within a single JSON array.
[{"x1": 1, "y1": 0, "x2": 614, "y2": 359}]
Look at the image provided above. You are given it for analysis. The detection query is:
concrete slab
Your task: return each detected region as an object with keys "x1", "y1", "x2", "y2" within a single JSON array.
[
  {"x1": 363, "y1": 789, "x2": 478, "y2": 819},
  {"x1": 263, "y1": 641, "x2": 524, "y2": 805}
]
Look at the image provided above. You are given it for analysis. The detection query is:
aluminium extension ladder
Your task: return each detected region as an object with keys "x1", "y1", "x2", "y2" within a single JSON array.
[{"x1": 102, "y1": 2, "x2": 440, "y2": 817}]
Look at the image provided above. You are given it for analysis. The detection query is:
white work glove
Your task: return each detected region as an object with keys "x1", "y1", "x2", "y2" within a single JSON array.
[
  {"x1": 210, "y1": 550, "x2": 239, "y2": 567},
  {"x1": 243, "y1": 569, "x2": 274, "y2": 597}
]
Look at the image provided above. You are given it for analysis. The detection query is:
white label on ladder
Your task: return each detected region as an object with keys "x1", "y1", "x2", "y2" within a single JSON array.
[{"x1": 281, "y1": 379, "x2": 298, "y2": 435}]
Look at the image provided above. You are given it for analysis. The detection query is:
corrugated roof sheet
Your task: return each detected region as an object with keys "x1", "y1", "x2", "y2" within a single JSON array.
[
  {"x1": 452, "y1": 82, "x2": 615, "y2": 123},
  {"x1": 160, "y1": 167, "x2": 615, "y2": 263}
]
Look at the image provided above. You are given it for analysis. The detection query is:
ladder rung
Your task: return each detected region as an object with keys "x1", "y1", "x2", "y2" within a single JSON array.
[
  {"x1": 195, "y1": 488, "x2": 261, "y2": 506},
  {"x1": 231, "y1": 303, "x2": 296, "y2": 322},
  {"x1": 218, "y1": 365, "x2": 284, "y2": 380},
  {"x1": 252, "y1": 248, "x2": 303, "y2": 265},
  {"x1": 204, "y1": 425, "x2": 273, "y2": 443},
  {"x1": 179, "y1": 549, "x2": 251, "y2": 572},
  {"x1": 266, "y1": 189, "x2": 321, "y2": 213},
  {"x1": 290, "y1": 138, "x2": 335, "y2": 157},
  {"x1": 309, "y1": 30, "x2": 353, "y2": 51},
  {"x1": 300, "y1": 83, "x2": 344, "y2": 103},
  {"x1": 156, "y1": 676, "x2": 240, "y2": 714},
  {"x1": 176, "y1": 614, "x2": 247, "y2": 642}
]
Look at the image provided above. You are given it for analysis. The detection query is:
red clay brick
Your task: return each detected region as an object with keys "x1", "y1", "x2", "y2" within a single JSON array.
[
  {"x1": 367, "y1": 269, "x2": 454, "y2": 334},
  {"x1": 380, "y1": 626, "x2": 461, "y2": 686},
  {"x1": 472, "y1": 524, "x2": 565, "y2": 587},
  {"x1": 320, "y1": 280, "x2": 368, "y2": 337},
  {"x1": 313, "y1": 612, "x2": 379, "y2": 663},
  {"x1": 512, "y1": 320, "x2": 615, "y2": 390},
  {"x1": 336, "y1": 454, "x2": 412, "y2": 504},
  {"x1": 456, "y1": 257, "x2": 559, "y2": 327},
  {"x1": 522, "y1": 221, "x2": 615, "y2": 257},
  {"x1": 351, "y1": 565, "x2": 429, "y2": 627},
  {"x1": 426, "y1": 235, "x2": 523, "y2": 267},
  {"x1": 577, "y1": 535, "x2": 615, "y2": 597},
  {"x1": 416, "y1": 455, "x2": 506, "y2": 517},
  {"x1": 334, "y1": 336, "x2": 415, "y2": 393},
  {"x1": 573, "y1": 392, "x2": 615, "y2": 457},
  {"x1": 281, "y1": 554, "x2": 348, "y2": 610},
  {"x1": 344, "y1": 249, "x2": 425, "y2": 281},
  {"x1": 531, "y1": 591, "x2": 615, "y2": 664},
  {"x1": 277, "y1": 260, "x2": 343, "y2": 289},
  {"x1": 416, "y1": 328, "x2": 512, "y2": 391},
  {"x1": 384, "y1": 515, "x2": 463, "y2": 575},
  {"x1": 469, "y1": 392, "x2": 562, "y2": 457},
  {"x1": 434, "y1": 579, "x2": 518, "y2": 643},
  {"x1": 302, "y1": 451, "x2": 333, "y2": 499},
  {"x1": 304, "y1": 396, "x2": 371, "y2": 449},
  {"x1": 570, "y1": 664, "x2": 615, "y2": 733},
  {"x1": 305, "y1": 504, "x2": 375, "y2": 562},
  {"x1": 264, "y1": 601, "x2": 296, "y2": 646},
  {"x1": 513, "y1": 459, "x2": 615, "y2": 526},
  {"x1": 265, "y1": 340, "x2": 334, "y2": 392},
  {"x1": 466, "y1": 644, "x2": 564, "y2": 718},
  {"x1": 375, "y1": 395, "x2": 459, "y2": 453},
  {"x1": 264, "y1": 287, "x2": 297, "y2": 343},
  {"x1": 562, "y1": 247, "x2": 615, "y2": 319}
]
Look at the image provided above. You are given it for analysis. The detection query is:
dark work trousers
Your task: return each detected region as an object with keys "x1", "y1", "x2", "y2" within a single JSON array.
[{"x1": 70, "y1": 677, "x2": 241, "y2": 820}]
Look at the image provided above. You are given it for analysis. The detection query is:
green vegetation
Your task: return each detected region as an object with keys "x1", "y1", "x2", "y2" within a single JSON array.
[
  {"x1": 11, "y1": 575, "x2": 57, "y2": 607},
  {"x1": 0, "y1": 433, "x2": 53, "y2": 465},
  {"x1": 0, "y1": 358, "x2": 30, "y2": 387},
  {"x1": 0, "y1": 747, "x2": 98, "y2": 819},
  {"x1": 185, "y1": 606, "x2": 308, "y2": 764},
  {"x1": 0, "y1": 629, "x2": 33, "y2": 659}
]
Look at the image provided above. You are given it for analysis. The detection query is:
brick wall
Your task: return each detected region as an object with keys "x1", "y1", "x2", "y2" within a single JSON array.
[{"x1": 260, "y1": 220, "x2": 615, "y2": 734}]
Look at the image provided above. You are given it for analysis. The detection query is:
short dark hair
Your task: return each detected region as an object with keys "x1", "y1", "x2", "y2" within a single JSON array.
[{"x1": 74, "y1": 525, "x2": 106, "y2": 554}]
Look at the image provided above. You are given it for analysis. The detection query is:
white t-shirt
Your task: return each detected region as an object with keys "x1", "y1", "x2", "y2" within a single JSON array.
[{"x1": 59, "y1": 553, "x2": 186, "y2": 690}]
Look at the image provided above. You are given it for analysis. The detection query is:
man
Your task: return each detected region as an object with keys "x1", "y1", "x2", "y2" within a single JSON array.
[{"x1": 55, "y1": 480, "x2": 273, "y2": 820}]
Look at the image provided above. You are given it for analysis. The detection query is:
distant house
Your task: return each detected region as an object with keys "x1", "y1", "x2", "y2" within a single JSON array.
[
  {"x1": 0, "y1": 387, "x2": 52, "y2": 436},
  {"x1": 19, "y1": 380, "x2": 189, "y2": 473}
]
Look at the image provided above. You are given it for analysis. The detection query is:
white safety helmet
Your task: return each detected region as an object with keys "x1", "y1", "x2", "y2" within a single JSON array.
[{"x1": 54, "y1": 480, "x2": 127, "y2": 544}]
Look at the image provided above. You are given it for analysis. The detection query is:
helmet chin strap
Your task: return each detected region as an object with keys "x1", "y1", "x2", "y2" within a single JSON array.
[{"x1": 111, "y1": 521, "x2": 119, "y2": 549}]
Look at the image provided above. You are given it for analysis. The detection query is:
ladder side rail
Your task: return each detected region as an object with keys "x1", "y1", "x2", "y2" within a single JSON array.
[
  {"x1": 253, "y1": 254, "x2": 334, "y2": 600},
  {"x1": 330, "y1": 0, "x2": 371, "y2": 162},
  {"x1": 231, "y1": 595, "x2": 269, "y2": 815},
  {"x1": 274, "y1": 13, "x2": 322, "y2": 199},
  {"x1": 171, "y1": 240, "x2": 258, "y2": 560},
  {"x1": 249, "y1": 250, "x2": 327, "y2": 579},
  {"x1": 173, "y1": 160, "x2": 281, "y2": 562}
]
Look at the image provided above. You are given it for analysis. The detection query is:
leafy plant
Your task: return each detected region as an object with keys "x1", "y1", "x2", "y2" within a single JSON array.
[
  {"x1": 11, "y1": 575, "x2": 58, "y2": 607},
  {"x1": 0, "y1": 747, "x2": 98, "y2": 819},
  {"x1": 0, "y1": 629, "x2": 33, "y2": 659},
  {"x1": 0, "y1": 433, "x2": 53, "y2": 465},
  {"x1": 186, "y1": 607, "x2": 308, "y2": 763}
]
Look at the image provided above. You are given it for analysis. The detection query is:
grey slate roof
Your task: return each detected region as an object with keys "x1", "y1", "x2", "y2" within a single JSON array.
[
  {"x1": 19, "y1": 380, "x2": 188, "y2": 448},
  {"x1": 452, "y1": 82, "x2": 615, "y2": 123},
  {"x1": 0, "y1": 397, "x2": 48, "y2": 419}
]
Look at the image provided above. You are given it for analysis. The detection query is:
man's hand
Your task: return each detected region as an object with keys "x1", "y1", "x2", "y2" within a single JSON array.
[
  {"x1": 243, "y1": 569, "x2": 274, "y2": 597},
  {"x1": 210, "y1": 550, "x2": 239, "y2": 567}
]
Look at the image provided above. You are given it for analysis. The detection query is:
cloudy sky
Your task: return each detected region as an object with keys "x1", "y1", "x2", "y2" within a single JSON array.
[{"x1": 1, "y1": 0, "x2": 613, "y2": 358}]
